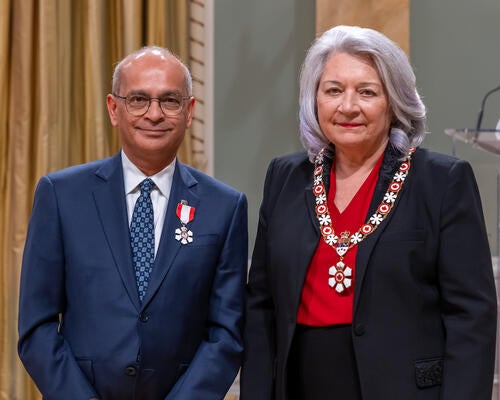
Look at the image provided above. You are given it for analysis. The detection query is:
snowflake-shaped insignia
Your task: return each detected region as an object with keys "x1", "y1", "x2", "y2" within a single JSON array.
[
  {"x1": 315, "y1": 150, "x2": 325, "y2": 164},
  {"x1": 175, "y1": 227, "x2": 193, "y2": 245},
  {"x1": 315, "y1": 193, "x2": 327, "y2": 204},
  {"x1": 318, "y1": 214, "x2": 332, "y2": 226},
  {"x1": 369, "y1": 214, "x2": 383, "y2": 225},
  {"x1": 383, "y1": 192, "x2": 397, "y2": 203},
  {"x1": 394, "y1": 171, "x2": 406, "y2": 182},
  {"x1": 350, "y1": 232, "x2": 364, "y2": 244},
  {"x1": 325, "y1": 234, "x2": 338, "y2": 245}
]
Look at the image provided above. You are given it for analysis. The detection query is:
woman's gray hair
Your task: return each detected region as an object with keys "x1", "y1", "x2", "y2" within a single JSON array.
[
  {"x1": 299, "y1": 25, "x2": 426, "y2": 162},
  {"x1": 112, "y1": 46, "x2": 192, "y2": 96}
]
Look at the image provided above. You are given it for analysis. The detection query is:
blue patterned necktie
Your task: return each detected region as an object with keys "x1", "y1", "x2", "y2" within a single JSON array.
[{"x1": 130, "y1": 178, "x2": 155, "y2": 301}]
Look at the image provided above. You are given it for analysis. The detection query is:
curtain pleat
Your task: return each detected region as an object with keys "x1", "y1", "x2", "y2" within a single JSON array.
[
  {"x1": 82, "y1": 0, "x2": 110, "y2": 161},
  {"x1": 0, "y1": 1, "x2": 190, "y2": 398},
  {"x1": 2, "y1": 2, "x2": 40, "y2": 398},
  {"x1": 0, "y1": 5, "x2": 11, "y2": 396}
]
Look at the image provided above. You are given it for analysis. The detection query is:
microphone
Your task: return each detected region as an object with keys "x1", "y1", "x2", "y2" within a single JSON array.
[{"x1": 475, "y1": 84, "x2": 500, "y2": 136}]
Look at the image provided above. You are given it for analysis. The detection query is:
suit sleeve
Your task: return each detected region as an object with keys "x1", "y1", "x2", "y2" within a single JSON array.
[
  {"x1": 438, "y1": 160, "x2": 497, "y2": 399},
  {"x1": 240, "y1": 160, "x2": 278, "y2": 400},
  {"x1": 18, "y1": 176, "x2": 99, "y2": 400},
  {"x1": 165, "y1": 192, "x2": 248, "y2": 400}
]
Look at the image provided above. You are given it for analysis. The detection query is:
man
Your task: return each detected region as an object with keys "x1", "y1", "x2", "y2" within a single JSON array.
[{"x1": 18, "y1": 47, "x2": 248, "y2": 400}]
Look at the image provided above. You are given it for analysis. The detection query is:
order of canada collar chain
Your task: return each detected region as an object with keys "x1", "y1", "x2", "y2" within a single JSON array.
[{"x1": 312, "y1": 147, "x2": 416, "y2": 294}]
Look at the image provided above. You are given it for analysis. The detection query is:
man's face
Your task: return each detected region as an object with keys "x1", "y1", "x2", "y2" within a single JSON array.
[{"x1": 106, "y1": 52, "x2": 194, "y2": 169}]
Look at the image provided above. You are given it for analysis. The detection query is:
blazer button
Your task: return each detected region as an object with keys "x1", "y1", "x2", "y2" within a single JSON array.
[
  {"x1": 139, "y1": 312, "x2": 150, "y2": 322},
  {"x1": 125, "y1": 365, "x2": 137, "y2": 376},
  {"x1": 354, "y1": 323, "x2": 365, "y2": 336}
]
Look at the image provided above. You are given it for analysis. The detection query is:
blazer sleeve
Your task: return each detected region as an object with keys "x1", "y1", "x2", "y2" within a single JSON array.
[
  {"x1": 18, "y1": 176, "x2": 99, "y2": 400},
  {"x1": 438, "y1": 159, "x2": 497, "y2": 399},
  {"x1": 240, "y1": 159, "x2": 278, "y2": 400},
  {"x1": 164, "y1": 192, "x2": 248, "y2": 400}
]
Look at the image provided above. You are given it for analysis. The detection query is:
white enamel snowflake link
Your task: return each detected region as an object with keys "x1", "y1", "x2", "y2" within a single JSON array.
[
  {"x1": 315, "y1": 193, "x2": 327, "y2": 205},
  {"x1": 315, "y1": 151, "x2": 324, "y2": 164},
  {"x1": 318, "y1": 214, "x2": 332, "y2": 226},
  {"x1": 383, "y1": 192, "x2": 397, "y2": 203},
  {"x1": 350, "y1": 232, "x2": 364, "y2": 244},
  {"x1": 369, "y1": 213, "x2": 383, "y2": 225},
  {"x1": 325, "y1": 234, "x2": 338, "y2": 245},
  {"x1": 394, "y1": 171, "x2": 407, "y2": 182}
]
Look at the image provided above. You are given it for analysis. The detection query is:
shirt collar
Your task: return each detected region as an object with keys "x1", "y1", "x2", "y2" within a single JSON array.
[{"x1": 121, "y1": 150, "x2": 176, "y2": 196}]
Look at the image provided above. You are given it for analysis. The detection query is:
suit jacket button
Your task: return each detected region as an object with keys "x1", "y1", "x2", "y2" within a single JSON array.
[
  {"x1": 125, "y1": 366, "x2": 137, "y2": 376},
  {"x1": 354, "y1": 323, "x2": 365, "y2": 336},
  {"x1": 140, "y1": 312, "x2": 150, "y2": 322}
]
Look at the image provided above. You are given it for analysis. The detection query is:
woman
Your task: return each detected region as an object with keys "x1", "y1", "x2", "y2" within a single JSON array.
[{"x1": 240, "y1": 25, "x2": 497, "y2": 400}]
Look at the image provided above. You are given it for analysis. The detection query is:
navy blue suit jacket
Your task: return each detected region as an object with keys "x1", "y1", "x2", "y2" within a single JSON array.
[
  {"x1": 241, "y1": 146, "x2": 497, "y2": 400},
  {"x1": 18, "y1": 152, "x2": 248, "y2": 400}
]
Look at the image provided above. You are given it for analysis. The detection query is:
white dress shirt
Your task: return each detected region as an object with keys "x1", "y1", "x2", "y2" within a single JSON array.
[{"x1": 121, "y1": 150, "x2": 175, "y2": 257}]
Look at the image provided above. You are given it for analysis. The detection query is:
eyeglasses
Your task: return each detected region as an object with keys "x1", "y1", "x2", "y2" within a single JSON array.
[{"x1": 113, "y1": 93, "x2": 191, "y2": 117}]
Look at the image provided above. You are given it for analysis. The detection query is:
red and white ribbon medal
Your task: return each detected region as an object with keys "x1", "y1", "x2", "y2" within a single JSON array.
[{"x1": 175, "y1": 200, "x2": 195, "y2": 244}]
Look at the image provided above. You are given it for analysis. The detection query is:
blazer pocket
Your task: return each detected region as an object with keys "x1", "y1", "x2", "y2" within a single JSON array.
[
  {"x1": 76, "y1": 358, "x2": 95, "y2": 385},
  {"x1": 414, "y1": 357, "x2": 443, "y2": 388},
  {"x1": 379, "y1": 229, "x2": 426, "y2": 243},
  {"x1": 188, "y1": 233, "x2": 220, "y2": 247}
]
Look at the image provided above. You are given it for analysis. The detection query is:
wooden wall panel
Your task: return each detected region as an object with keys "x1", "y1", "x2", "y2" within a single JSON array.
[{"x1": 316, "y1": 0, "x2": 409, "y2": 54}]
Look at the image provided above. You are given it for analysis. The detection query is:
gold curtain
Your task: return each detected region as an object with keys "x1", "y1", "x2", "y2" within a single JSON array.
[{"x1": 0, "y1": 1, "x2": 189, "y2": 398}]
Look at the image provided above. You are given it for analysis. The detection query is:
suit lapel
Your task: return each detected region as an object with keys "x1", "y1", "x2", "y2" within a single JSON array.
[
  {"x1": 287, "y1": 164, "x2": 320, "y2": 312},
  {"x1": 305, "y1": 181, "x2": 320, "y2": 237},
  {"x1": 141, "y1": 161, "x2": 199, "y2": 308},
  {"x1": 353, "y1": 146, "x2": 408, "y2": 312},
  {"x1": 93, "y1": 153, "x2": 142, "y2": 311},
  {"x1": 289, "y1": 186, "x2": 321, "y2": 313}
]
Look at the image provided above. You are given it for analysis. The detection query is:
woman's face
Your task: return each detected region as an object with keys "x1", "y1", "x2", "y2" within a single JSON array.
[{"x1": 316, "y1": 52, "x2": 392, "y2": 155}]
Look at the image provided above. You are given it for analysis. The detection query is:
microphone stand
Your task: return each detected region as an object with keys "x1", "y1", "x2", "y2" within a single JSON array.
[{"x1": 475, "y1": 84, "x2": 500, "y2": 139}]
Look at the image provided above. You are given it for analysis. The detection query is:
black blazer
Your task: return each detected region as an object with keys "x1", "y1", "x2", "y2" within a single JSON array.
[{"x1": 241, "y1": 146, "x2": 497, "y2": 400}]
